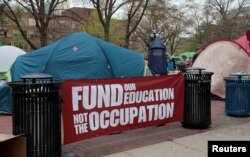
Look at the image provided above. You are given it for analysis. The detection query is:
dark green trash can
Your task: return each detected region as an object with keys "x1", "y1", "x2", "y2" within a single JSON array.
[
  {"x1": 182, "y1": 67, "x2": 213, "y2": 128},
  {"x1": 8, "y1": 73, "x2": 62, "y2": 157}
]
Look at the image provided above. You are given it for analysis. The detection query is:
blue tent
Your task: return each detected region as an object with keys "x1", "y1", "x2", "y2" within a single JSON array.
[
  {"x1": 0, "y1": 80, "x2": 12, "y2": 114},
  {"x1": 11, "y1": 32, "x2": 144, "y2": 81}
]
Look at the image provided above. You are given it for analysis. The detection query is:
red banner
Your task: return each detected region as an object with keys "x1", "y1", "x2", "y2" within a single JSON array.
[{"x1": 61, "y1": 75, "x2": 184, "y2": 144}]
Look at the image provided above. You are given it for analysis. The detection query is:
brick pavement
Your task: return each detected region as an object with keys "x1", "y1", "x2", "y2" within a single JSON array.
[
  {"x1": 1, "y1": 100, "x2": 250, "y2": 157},
  {"x1": 0, "y1": 114, "x2": 12, "y2": 133}
]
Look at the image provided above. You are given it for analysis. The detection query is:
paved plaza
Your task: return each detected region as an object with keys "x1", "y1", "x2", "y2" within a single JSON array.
[{"x1": 1, "y1": 100, "x2": 250, "y2": 157}]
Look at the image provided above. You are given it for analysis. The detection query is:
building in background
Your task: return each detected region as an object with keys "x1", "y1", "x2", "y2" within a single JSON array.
[
  {"x1": 0, "y1": 6, "x2": 127, "y2": 52},
  {"x1": 0, "y1": 7, "x2": 94, "y2": 51}
]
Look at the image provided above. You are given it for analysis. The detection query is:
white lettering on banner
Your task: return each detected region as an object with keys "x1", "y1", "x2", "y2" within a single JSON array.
[
  {"x1": 154, "y1": 104, "x2": 158, "y2": 120},
  {"x1": 73, "y1": 113, "x2": 88, "y2": 124},
  {"x1": 124, "y1": 83, "x2": 136, "y2": 91},
  {"x1": 80, "y1": 103, "x2": 174, "y2": 132},
  {"x1": 70, "y1": 83, "x2": 176, "y2": 135},
  {"x1": 123, "y1": 88, "x2": 174, "y2": 104},
  {"x1": 110, "y1": 84, "x2": 123, "y2": 107},
  {"x1": 147, "y1": 105, "x2": 154, "y2": 121},
  {"x1": 89, "y1": 112, "x2": 99, "y2": 131},
  {"x1": 110, "y1": 110, "x2": 119, "y2": 127},
  {"x1": 74, "y1": 123, "x2": 88, "y2": 134},
  {"x1": 100, "y1": 110, "x2": 109, "y2": 129},
  {"x1": 83, "y1": 86, "x2": 97, "y2": 110},
  {"x1": 72, "y1": 86, "x2": 82, "y2": 111},
  {"x1": 72, "y1": 84, "x2": 174, "y2": 111},
  {"x1": 120, "y1": 108, "x2": 130, "y2": 125},
  {"x1": 129, "y1": 107, "x2": 138, "y2": 124},
  {"x1": 97, "y1": 85, "x2": 110, "y2": 108},
  {"x1": 71, "y1": 102, "x2": 175, "y2": 135},
  {"x1": 138, "y1": 106, "x2": 147, "y2": 123},
  {"x1": 73, "y1": 113, "x2": 89, "y2": 134},
  {"x1": 72, "y1": 84, "x2": 124, "y2": 111},
  {"x1": 142, "y1": 91, "x2": 148, "y2": 102}
]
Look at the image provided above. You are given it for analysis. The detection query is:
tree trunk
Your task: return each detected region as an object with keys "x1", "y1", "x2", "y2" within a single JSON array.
[
  {"x1": 125, "y1": 34, "x2": 130, "y2": 48},
  {"x1": 104, "y1": 19, "x2": 110, "y2": 41},
  {"x1": 40, "y1": 28, "x2": 48, "y2": 47},
  {"x1": 104, "y1": 29, "x2": 110, "y2": 41}
]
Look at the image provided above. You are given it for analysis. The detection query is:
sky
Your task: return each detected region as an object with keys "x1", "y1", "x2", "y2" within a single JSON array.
[
  {"x1": 69, "y1": 0, "x2": 91, "y2": 8},
  {"x1": 68, "y1": 0, "x2": 206, "y2": 19},
  {"x1": 69, "y1": 0, "x2": 206, "y2": 8}
]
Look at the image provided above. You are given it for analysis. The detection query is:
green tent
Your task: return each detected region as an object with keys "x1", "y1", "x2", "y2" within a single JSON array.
[
  {"x1": 178, "y1": 52, "x2": 196, "y2": 61},
  {"x1": 165, "y1": 53, "x2": 171, "y2": 60},
  {"x1": 0, "y1": 72, "x2": 6, "y2": 79},
  {"x1": 0, "y1": 42, "x2": 5, "y2": 46}
]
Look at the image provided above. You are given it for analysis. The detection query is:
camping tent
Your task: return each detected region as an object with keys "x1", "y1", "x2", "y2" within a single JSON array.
[
  {"x1": 0, "y1": 46, "x2": 25, "y2": 114},
  {"x1": 0, "y1": 42, "x2": 6, "y2": 46},
  {"x1": 234, "y1": 31, "x2": 250, "y2": 55},
  {"x1": 11, "y1": 32, "x2": 144, "y2": 81},
  {"x1": 0, "y1": 80, "x2": 12, "y2": 114},
  {"x1": 0, "y1": 45, "x2": 26, "y2": 76},
  {"x1": 192, "y1": 40, "x2": 250, "y2": 98},
  {"x1": 178, "y1": 52, "x2": 196, "y2": 61}
]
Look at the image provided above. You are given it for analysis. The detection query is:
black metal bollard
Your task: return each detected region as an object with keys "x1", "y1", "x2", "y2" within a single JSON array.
[
  {"x1": 182, "y1": 67, "x2": 213, "y2": 129},
  {"x1": 8, "y1": 73, "x2": 61, "y2": 157},
  {"x1": 224, "y1": 72, "x2": 250, "y2": 116}
]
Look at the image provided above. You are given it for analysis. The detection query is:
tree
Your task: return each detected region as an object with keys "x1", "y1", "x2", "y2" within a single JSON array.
[
  {"x1": 82, "y1": 10, "x2": 125, "y2": 46},
  {"x1": 133, "y1": 0, "x2": 193, "y2": 56},
  {"x1": 124, "y1": 0, "x2": 150, "y2": 48},
  {"x1": 131, "y1": 0, "x2": 167, "y2": 56},
  {"x1": 89, "y1": 0, "x2": 128, "y2": 41},
  {"x1": 188, "y1": 2, "x2": 216, "y2": 49},
  {"x1": 204, "y1": 0, "x2": 250, "y2": 40},
  {"x1": 82, "y1": 10, "x2": 103, "y2": 38},
  {"x1": 0, "y1": 0, "x2": 68, "y2": 49}
]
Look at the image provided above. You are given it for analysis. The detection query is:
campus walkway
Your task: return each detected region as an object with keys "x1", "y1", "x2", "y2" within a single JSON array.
[
  {"x1": 1, "y1": 100, "x2": 250, "y2": 157},
  {"x1": 105, "y1": 121, "x2": 250, "y2": 157}
]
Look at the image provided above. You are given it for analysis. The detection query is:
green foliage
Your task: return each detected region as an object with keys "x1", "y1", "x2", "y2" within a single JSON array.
[
  {"x1": 178, "y1": 37, "x2": 200, "y2": 53},
  {"x1": 0, "y1": 72, "x2": 6, "y2": 79},
  {"x1": 82, "y1": 10, "x2": 125, "y2": 46},
  {"x1": 109, "y1": 19, "x2": 125, "y2": 46},
  {"x1": 82, "y1": 11, "x2": 104, "y2": 38}
]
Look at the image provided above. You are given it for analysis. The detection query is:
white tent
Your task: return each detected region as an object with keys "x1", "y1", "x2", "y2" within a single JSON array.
[
  {"x1": 0, "y1": 45, "x2": 26, "y2": 73},
  {"x1": 0, "y1": 46, "x2": 25, "y2": 113},
  {"x1": 192, "y1": 40, "x2": 250, "y2": 98}
]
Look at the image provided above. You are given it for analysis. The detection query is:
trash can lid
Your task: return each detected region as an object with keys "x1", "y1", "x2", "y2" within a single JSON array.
[
  {"x1": 224, "y1": 72, "x2": 250, "y2": 81},
  {"x1": 185, "y1": 67, "x2": 213, "y2": 75},
  {"x1": 185, "y1": 67, "x2": 205, "y2": 71},
  {"x1": 21, "y1": 73, "x2": 53, "y2": 83},
  {"x1": 21, "y1": 73, "x2": 53, "y2": 80},
  {"x1": 230, "y1": 72, "x2": 249, "y2": 77}
]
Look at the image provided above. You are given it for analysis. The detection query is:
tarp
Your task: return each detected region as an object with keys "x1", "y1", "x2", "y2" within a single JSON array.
[
  {"x1": 193, "y1": 40, "x2": 250, "y2": 98},
  {"x1": 11, "y1": 32, "x2": 144, "y2": 81},
  {"x1": 0, "y1": 45, "x2": 26, "y2": 73}
]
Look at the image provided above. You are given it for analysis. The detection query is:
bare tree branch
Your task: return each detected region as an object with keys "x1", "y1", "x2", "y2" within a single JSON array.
[
  {"x1": 124, "y1": 0, "x2": 150, "y2": 48},
  {"x1": 0, "y1": 0, "x2": 70, "y2": 49},
  {"x1": 89, "y1": 0, "x2": 129, "y2": 41}
]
